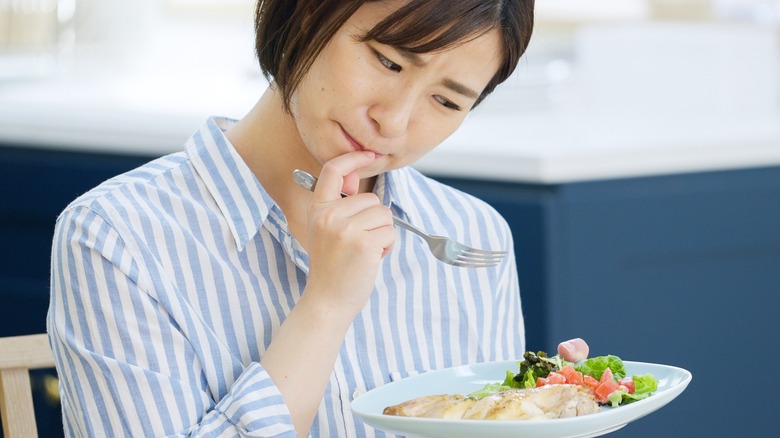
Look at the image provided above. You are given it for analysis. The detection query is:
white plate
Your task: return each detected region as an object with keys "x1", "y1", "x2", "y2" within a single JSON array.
[{"x1": 351, "y1": 360, "x2": 691, "y2": 438}]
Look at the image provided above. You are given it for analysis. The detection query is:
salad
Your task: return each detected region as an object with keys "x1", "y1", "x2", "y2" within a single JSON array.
[{"x1": 469, "y1": 351, "x2": 659, "y2": 408}]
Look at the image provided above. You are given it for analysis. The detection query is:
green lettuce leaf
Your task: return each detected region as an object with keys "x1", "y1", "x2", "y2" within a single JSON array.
[
  {"x1": 575, "y1": 355, "x2": 627, "y2": 380},
  {"x1": 608, "y1": 372, "x2": 660, "y2": 406},
  {"x1": 512, "y1": 351, "x2": 564, "y2": 389},
  {"x1": 608, "y1": 388, "x2": 628, "y2": 408},
  {"x1": 621, "y1": 373, "x2": 659, "y2": 403}
]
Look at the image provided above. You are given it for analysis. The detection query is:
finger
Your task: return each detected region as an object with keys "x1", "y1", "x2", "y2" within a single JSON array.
[
  {"x1": 341, "y1": 170, "x2": 361, "y2": 197},
  {"x1": 558, "y1": 338, "x2": 589, "y2": 362},
  {"x1": 378, "y1": 226, "x2": 396, "y2": 258},
  {"x1": 363, "y1": 219, "x2": 396, "y2": 259},
  {"x1": 344, "y1": 204, "x2": 394, "y2": 232},
  {"x1": 314, "y1": 151, "x2": 376, "y2": 203},
  {"x1": 338, "y1": 205, "x2": 395, "y2": 256}
]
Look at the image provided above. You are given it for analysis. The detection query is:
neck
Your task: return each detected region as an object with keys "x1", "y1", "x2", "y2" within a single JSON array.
[
  {"x1": 225, "y1": 87, "x2": 311, "y2": 240},
  {"x1": 229, "y1": 88, "x2": 307, "y2": 189},
  {"x1": 225, "y1": 86, "x2": 377, "y2": 247}
]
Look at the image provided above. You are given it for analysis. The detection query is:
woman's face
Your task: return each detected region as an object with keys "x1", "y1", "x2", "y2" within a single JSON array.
[{"x1": 289, "y1": 0, "x2": 503, "y2": 179}]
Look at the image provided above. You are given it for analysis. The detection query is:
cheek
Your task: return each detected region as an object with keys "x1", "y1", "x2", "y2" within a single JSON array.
[
  {"x1": 330, "y1": 43, "x2": 389, "y2": 106},
  {"x1": 410, "y1": 116, "x2": 465, "y2": 150},
  {"x1": 391, "y1": 120, "x2": 459, "y2": 166}
]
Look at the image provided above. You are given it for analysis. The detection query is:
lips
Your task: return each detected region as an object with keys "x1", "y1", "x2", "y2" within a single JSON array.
[
  {"x1": 340, "y1": 125, "x2": 384, "y2": 156},
  {"x1": 343, "y1": 128, "x2": 365, "y2": 152}
]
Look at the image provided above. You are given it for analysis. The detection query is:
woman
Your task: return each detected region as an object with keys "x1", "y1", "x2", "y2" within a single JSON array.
[{"x1": 48, "y1": 0, "x2": 588, "y2": 436}]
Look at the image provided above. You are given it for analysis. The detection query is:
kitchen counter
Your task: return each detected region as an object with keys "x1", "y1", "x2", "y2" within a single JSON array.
[{"x1": 1, "y1": 19, "x2": 779, "y2": 184}]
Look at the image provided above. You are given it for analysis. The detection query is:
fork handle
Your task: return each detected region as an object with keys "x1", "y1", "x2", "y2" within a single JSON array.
[
  {"x1": 292, "y1": 169, "x2": 427, "y2": 238},
  {"x1": 392, "y1": 217, "x2": 428, "y2": 239}
]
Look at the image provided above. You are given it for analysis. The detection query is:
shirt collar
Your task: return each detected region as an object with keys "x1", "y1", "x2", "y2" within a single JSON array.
[
  {"x1": 379, "y1": 167, "x2": 425, "y2": 225},
  {"x1": 186, "y1": 117, "x2": 274, "y2": 251}
]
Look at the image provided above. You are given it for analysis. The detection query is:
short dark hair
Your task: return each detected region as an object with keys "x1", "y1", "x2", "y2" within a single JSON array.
[{"x1": 255, "y1": 0, "x2": 535, "y2": 111}]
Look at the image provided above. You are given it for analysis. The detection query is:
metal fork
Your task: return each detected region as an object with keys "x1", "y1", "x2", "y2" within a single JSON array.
[{"x1": 292, "y1": 169, "x2": 506, "y2": 268}]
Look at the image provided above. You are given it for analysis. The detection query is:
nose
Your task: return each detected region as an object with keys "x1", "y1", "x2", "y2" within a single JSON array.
[{"x1": 367, "y1": 87, "x2": 415, "y2": 139}]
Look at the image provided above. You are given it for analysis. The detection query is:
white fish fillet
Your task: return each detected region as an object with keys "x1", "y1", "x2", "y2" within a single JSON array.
[{"x1": 383, "y1": 384, "x2": 600, "y2": 420}]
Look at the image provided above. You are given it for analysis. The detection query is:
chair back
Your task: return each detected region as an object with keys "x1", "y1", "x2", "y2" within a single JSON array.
[{"x1": 0, "y1": 334, "x2": 56, "y2": 438}]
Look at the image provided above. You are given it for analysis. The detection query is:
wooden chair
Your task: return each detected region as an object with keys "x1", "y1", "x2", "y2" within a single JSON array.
[{"x1": 0, "y1": 333, "x2": 56, "y2": 438}]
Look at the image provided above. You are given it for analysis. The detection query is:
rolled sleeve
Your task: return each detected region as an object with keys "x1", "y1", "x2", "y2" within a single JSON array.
[{"x1": 206, "y1": 363, "x2": 295, "y2": 437}]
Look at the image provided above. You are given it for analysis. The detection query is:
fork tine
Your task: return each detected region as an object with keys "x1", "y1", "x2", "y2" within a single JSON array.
[
  {"x1": 457, "y1": 250, "x2": 506, "y2": 259},
  {"x1": 455, "y1": 254, "x2": 505, "y2": 263},
  {"x1": 456, "y1": 246, "x2": 505, "y2": 256},
  {"x1": 458, "y1": 248, "x2": 507, "y2": 255},
  {"x1": 458, "y1": 248, "x2": 506, "y2": 258},
  {"x1": 449, "y1": 242, "x2": 506, "y2": 256},
  {"x1": 451, "y1": 259, "x2": 501, "y2": 268}
]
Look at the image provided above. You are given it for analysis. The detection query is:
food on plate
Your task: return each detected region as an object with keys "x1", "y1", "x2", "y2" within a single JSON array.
[
  {"x1": 382, "y1": 350, "x2": 660, "y2": 421},
  {"x1": 383, "y1": 384, "x2": 599, "y2": 420},
  {"x1": 383, "y1": 394, "x2": 475, "y2": 419},
  {"x1": 483, "y1": 351, "x2": 660, "y2": 407}
]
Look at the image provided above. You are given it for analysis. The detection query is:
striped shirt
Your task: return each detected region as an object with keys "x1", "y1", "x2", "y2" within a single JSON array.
[{"x1": 47, "y1": 117, "x2": 525, "y2": 437}]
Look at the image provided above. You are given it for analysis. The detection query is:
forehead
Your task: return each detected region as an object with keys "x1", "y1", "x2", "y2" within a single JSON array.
[
  {"x1": 355, "y1": 0, "x2": 504, "y2": 57},
  {"x1": 343, "y1": 6, "x2": 503, "y2": 98},
  {"x1": 354, "y1": 3, "x2": 502, "y2": 55}
]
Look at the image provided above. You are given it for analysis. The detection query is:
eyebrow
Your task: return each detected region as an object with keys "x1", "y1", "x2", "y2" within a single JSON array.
[
  {"x1": 442, "y1": 78, "x2": 480, "y2": 100},
  {"x1": 396, "y1": 49, "x2": 481, "y2": 100}
]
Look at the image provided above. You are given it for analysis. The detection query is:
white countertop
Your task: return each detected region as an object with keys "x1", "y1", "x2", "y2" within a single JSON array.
[{"x1": 1, "y1": 19, "x2": 779, "y2": 184}]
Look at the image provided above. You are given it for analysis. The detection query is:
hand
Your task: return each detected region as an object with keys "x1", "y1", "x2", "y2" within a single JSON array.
[
  {"x1": 557, "y1": 338, "x2": 589, "y2": 362},
  {"x1": 304, "y1": 151, "x2": 396, "y2": 316}
]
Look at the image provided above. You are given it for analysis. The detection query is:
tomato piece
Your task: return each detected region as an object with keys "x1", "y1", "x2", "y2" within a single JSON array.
[
  {"x1": 594, "y1": 379, "x2": 619, "y2": 403},
  {"x1": 559, "y1": 366, "x2": 584, "y2": 386},
  {"x1": 618, "y1": 377, "x2": 635, "y2": 394},
  {"x1": 545, "y1": 372, "x2": 567, "y2": 385},
  {"x1": 583, "y1": 375, "x2": 599, "y2": 386},
  {"x1": 537, "y1": 371, "x2": 567, "y2": 388},
  {"x1": 583, "y1": 375, "x2": 599, "y2": 390},
  {"x1": 600, "y1": 367, "x2": 614, "y2": 384}
]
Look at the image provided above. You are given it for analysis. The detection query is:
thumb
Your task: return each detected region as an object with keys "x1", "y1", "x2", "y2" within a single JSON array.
[{"x1": 313, "y1": 151, "x2": 376, "y2": 203}]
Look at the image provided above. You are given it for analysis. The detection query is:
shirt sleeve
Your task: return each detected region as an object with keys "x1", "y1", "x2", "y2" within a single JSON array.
[{"x1": 47, "y1": 205, "x2": 296, "y2": 437}]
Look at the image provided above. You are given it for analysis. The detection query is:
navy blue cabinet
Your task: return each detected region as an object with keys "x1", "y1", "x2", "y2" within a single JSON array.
[
  {"x1": 0, "y1": 145, "x2": 150, "y2": 438},
  {"x1": 2, "y1": 143, "x2": 779, "y2": 437},
  {"x1": 437, "y1": 166, "x2": 780, "y2": 437}
]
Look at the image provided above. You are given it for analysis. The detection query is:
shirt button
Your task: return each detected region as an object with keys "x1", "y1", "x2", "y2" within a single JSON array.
[{"x1": 352, "y1": 389, "x2": 364, "y2": 400}]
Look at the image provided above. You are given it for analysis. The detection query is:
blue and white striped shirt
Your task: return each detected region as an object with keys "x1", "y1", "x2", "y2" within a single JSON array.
[{"x1": 47, "y1": 117, "x2": 525, "y2": 437}]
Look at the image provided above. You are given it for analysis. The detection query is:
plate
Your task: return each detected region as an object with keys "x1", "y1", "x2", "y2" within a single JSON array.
[{"x1": 351, "y1": 360, "x2": 691, "y2": 438}]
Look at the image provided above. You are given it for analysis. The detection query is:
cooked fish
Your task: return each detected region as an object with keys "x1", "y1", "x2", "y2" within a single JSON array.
[
  {"x1": 383, "y1": 384, "x2": 599, "y2": 420},
  {"x1": 383, "y1": 394, "x2": 476, "y2": 419}
]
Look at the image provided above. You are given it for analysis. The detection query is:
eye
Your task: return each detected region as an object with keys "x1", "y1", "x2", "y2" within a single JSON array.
[
  {"x1": 434, "y1": 95, "x2": 463, "y2": 111},
  {"x1": 372, "y1": 48, "x2": 402, "y2": 72}
]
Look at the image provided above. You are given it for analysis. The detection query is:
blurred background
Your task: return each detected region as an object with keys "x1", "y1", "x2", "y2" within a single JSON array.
[{"x1": 1, "y1": 0, "x2": 779, "y2": 437}]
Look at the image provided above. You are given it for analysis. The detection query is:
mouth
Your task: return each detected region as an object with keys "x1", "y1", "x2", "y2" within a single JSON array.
[{"x1": 340, "y1": 125, "x2": 384, "y2": 157}]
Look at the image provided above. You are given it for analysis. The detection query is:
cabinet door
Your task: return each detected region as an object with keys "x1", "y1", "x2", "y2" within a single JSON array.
[
  {"x1": 0, "y1": 145, "x2": 153, "y2": 438},
  {"x1": 0, "y1": 146, "x2": 151, "y2": 336},
  {"x1": 437, "y1": 166, "x2": 780, "y2": 437}
]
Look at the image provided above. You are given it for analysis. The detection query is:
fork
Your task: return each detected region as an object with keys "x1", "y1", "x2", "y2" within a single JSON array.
[{"x1": 292, "y1": 169, "x2": 506, "y2": 268}]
